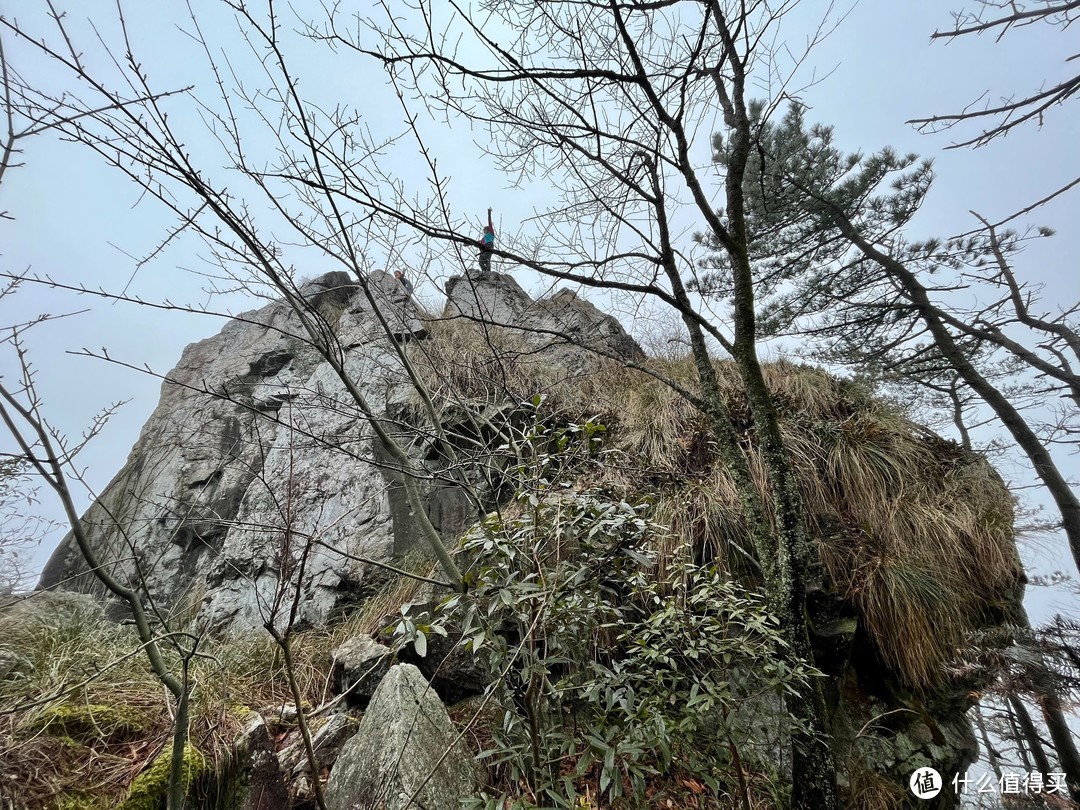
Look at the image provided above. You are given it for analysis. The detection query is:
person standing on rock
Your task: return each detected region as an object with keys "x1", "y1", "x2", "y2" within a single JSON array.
[
  {"x1": 478, "y1": 207, "x2": 495, "y2": 273},
  {"x1": 394, "y1": 270, "x2": 413, "y2": 298}
]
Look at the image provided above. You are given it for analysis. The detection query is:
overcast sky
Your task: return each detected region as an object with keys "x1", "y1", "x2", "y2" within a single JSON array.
[{"x1": 3, "y1": 0, "x2": 1078, "y2": 622}]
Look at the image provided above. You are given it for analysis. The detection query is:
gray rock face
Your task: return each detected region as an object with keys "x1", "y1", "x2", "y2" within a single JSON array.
[
  {"x1": 278, "y1": 712, "x2": 358, "y2": 778},
  {"x1": 324, "y1": 664, "x2": 476, "y2": 810},
  {"x1": 38, "y1": 271, "x2": 442, "y2": 631},
  {"x1": 445, "y1": 271, "x2": 644, "y2": 373},
  {"x1": 329, "y1": 636, "x2": 395, "y2": 708},
  {"x1": 38, "y1": 270, "x2": 639, "y2": 631}
]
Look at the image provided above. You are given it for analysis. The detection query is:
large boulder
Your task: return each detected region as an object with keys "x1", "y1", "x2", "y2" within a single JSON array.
[
  {"x1": 335, "y1": 270, "x2": 428, "y2": 346},
  {"x1": 38, "y1": 272, "x2": 453, "y2": 632},
  {"x1": 444, "y1": 271, "x2": 644, "y2": 373},
  {"x1": 324, "y1": 664, "x2": 477, "y2": 810},
  {"x1": 444, "y1": 271, "x2": 534, "y2": 325},
  {"x1": 37, "y1": 270, "x2": 643, "y2": 632}
]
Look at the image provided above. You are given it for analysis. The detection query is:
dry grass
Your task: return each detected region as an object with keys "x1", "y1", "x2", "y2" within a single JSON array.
[
  {"x1": 412, "y1": 323, "x2": 1021, "y2": 690},
  {"x1": 321, "y1": 553, "x2": 436, "y2": 645},
  {"x1": 409, "y1": 316, "x2": 632, "y2": 420},
  {"x1": 409, "y1": 317, "x2": 561, "y2": 406},
  {"x1": 845, "y1": 765, "x2": 907, "y2": 810},
  {"x1": 0, "y1": 602, "x2": 175, "y2": 808},
  {"x1": 618, "y1": 359, "x2": 1021, "y2": 689},
  {"x1": 0, "y1": 557, "x2": 434, "y2": 809}
]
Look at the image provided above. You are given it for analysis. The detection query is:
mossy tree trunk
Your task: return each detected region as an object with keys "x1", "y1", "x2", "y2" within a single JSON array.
[
  {"x1": 610, "y1": 4, "x2": 839, "y2": 803},
  {"x1": 713, "y1": 104, "x2": 838, "y2": 810}
]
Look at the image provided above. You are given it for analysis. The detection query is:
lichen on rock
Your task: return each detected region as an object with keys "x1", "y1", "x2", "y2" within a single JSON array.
[{"x1": 324, "y1": 664, "x2": 477, "y2": 810}]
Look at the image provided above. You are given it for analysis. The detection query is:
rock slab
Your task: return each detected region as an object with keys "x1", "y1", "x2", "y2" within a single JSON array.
[
  {"x1": 325, "y1": 664, "x2": 476, "y2": 810},
  {"x1": 444, "y1": 271, "x2": 644, "y2": 375},
  {"x1": 37, "y1": 272, "x2": 434, "y2": 632},
  {"x1": 330, "y1": 636, "x2": 395, "y2": 709},
  {"x1": 37, "y1": 270, "x2": 640, "y2": 632},
  {"x1": 227, "y1": 711, "x2": 289, "y2": 810}
]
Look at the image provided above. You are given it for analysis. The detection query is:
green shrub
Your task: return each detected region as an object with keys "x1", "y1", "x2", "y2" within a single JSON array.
[{"x1": 396, "y1": 415, "x2": 812, "y2": 808}]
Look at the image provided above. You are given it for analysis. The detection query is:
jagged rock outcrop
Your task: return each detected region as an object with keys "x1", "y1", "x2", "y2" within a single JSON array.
[
  {"x1": 34, "y1": 269, "x2": 1024, "y2": 803},
  {"x1": 444, "y1": 270, "x2": 644, "y2": 377},
  {"x1": 39, "y1": 270, "x2": 641, "y2": 631},
  {"x1": 40, "y1": 272, "x2": 397, "y2": 629}
]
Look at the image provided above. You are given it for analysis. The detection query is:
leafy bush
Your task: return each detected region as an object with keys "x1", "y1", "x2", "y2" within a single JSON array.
[{"x1": 403, "y1": 414, "x2": 814, "y2": 808}]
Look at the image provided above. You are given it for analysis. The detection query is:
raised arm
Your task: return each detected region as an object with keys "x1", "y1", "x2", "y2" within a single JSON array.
[{"x1": 487, "y1": 207, "x2": 493, "y2": 231}]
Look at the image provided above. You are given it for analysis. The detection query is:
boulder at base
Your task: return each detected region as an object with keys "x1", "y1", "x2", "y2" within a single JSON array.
[
  {"x1": 226, "y1": 711, "x2": 289, "y2": 810},
  {"x1": 325, "y1": 664, "x2": 476, "y2": 810},
  {"x1": 329, "y1": 635, "x2": 395, "y2": 709}
]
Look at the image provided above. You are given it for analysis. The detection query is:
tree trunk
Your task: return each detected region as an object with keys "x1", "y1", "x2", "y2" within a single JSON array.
[
  {"x1": 719, "y1": 67, "x2": 839, "y2": 810},
  {"x1": 1038, "y1": 690, "x2": 1080, "y2": 802},
  {"x1": 974, "y1": 704, "x2": 1003, "y2": 781},
  {"x1": 1009, "y1": 695, "x2": 1053, "y2": 780},
  {"x1": 820, "y1": 206, "x2": 1080, "y2": 581},
  {"x1": 1006, "y1": 697, "x2": 1034, "y2": 773},
  {"x1": 1015, "y1": 606, "x2": 1080, "y2": 800}
]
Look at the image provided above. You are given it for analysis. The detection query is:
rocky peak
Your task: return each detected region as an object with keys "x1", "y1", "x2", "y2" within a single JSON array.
[
  {"x1": 38, "y1": 269, "x2": 639, "y2": 630},
  {"x1": 445, "y1": 270, "x2": 644, "y2": 368},
  {"x1": 29, "y1": 268, "x2": 1025, "y2": 803}
]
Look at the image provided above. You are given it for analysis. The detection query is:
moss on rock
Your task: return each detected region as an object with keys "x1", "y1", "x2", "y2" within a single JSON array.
[
  {"x1": 55, "y1": 791, "x2": 108, "y2": 810},
  {"x1": 29, "y1": 701, "x2": 149, "y2": 743},
  {"x1": 119, "y1": 743, "x2": 207, "y2": 810}
]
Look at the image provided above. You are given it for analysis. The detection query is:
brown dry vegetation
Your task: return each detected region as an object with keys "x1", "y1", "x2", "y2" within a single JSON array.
[
  {"x1": 0, "y1": 559, "x2": 433, "y2": 809},
  {"x1": 412, "y1": 317, "x2": 1023, "y2": 689},
  {"x1": 0, "y1": 314, "x2": 1022, "y2": 808},
  {"x1": 621, "y1": 360, "x2": 1022, "y2": 689}
]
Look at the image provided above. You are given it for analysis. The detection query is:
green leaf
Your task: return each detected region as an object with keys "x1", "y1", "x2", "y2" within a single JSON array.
[{"x1": 414, "y1": 630, "x2": 427, "y2": 658}]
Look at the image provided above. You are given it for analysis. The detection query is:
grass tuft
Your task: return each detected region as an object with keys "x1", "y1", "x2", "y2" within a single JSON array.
[{"x1": 412, "y1": 327, "x2": 1021, "y2": 689}]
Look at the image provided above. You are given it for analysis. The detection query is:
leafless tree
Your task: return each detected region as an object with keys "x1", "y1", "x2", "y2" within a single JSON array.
[
  {"x1": 313, "y1": 2, "x2": 846, "y2": 805},
  {"x1": 2, "y1": 0, "x2": 968, "y2": 806},
  {"x1": 0, "y1": 456, "x2": 55, "y2": 596},
  {"x1": 911, "y1": 0, "x2": 1080, "y2": 149}
]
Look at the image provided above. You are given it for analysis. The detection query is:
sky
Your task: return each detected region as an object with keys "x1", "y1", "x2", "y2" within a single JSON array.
[{"x1": 2, "y1": 0, "x2": 1078, "y2": 633}]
